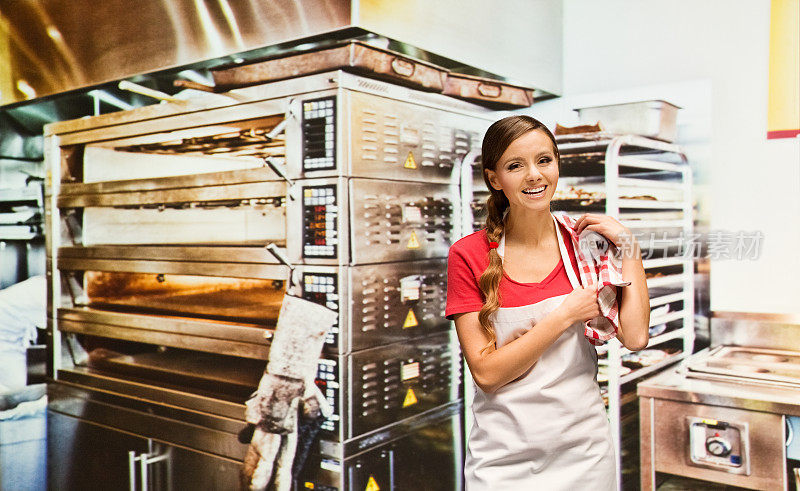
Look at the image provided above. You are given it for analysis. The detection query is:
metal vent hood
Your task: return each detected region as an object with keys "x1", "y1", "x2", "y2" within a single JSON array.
[{"x1": 0, "y1": 0, "x2": 562, "y2": 107}]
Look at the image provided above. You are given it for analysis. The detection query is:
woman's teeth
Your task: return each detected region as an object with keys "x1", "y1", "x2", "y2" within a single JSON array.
[{"x1": 522, "y1": 185, "x2": 546, "y2": 196}]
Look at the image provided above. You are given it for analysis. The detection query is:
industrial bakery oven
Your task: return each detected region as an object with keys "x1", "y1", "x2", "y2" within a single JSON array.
[{"x1": 44, "y1": 71, "x2": 491, "y2": 489}]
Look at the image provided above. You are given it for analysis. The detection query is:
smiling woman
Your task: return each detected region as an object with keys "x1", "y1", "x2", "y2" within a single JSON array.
[{"x1": 445, "y1": 115, "x2": 649, "y2": 490}]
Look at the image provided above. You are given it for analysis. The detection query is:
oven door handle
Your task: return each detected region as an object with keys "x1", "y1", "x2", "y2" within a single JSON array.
[
  {"x1": 265, "y1": 243, "x2": 300, "y2": 295},
  {"x1": 262, "y1": 157, "x2": 297, "y2": 201}
]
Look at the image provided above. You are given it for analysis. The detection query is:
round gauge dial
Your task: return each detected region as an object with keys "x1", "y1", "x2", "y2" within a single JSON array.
[{"x1": 705, "y1": 437, "x2": 732, "y2": 457}]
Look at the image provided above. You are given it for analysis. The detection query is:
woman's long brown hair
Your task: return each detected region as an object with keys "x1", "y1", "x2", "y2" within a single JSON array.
[{"x1": 477, "y1": 116, "x2": 561, "y2": 354}]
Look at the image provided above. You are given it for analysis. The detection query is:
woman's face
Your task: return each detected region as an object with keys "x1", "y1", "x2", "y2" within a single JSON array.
[{"x1": 485, "y1": 129, "x2": 559, "y2": 213}]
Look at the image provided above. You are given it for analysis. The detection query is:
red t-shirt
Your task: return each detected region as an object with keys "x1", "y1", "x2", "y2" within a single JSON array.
[{"x1": 445, "y1": 224, "x2": 580, "y2": 320}]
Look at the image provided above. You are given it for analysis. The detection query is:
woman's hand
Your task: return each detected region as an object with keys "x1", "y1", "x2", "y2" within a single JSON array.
[
  {"x1": 573, "y1": 213, "x2": 636, "y2": 255},
  {"x1": 558, "y1": 286, "x2": 601, "y2": 325},
  {"x1": 575, "y1": 213, "x2": 650, "y2": 351}
]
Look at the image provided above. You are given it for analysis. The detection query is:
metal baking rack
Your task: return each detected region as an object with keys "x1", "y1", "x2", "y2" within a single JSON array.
[{"x1": 556, "y1": 133, "x2": 695, "y2": 490}]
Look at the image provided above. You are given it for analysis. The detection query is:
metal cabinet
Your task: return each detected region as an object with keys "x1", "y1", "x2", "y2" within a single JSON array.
[{"x1": 48, "y1": 406, "x2": 242, "y2": 490}]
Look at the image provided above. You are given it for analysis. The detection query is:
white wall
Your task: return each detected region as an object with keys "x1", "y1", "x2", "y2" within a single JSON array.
[{"x1": 536, "y1": 0, "x2": 799, "y2": 314}]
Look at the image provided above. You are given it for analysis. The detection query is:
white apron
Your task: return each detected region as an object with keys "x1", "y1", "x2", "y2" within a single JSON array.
[{"x1": 465, "y1": 214, "x2": 616, "y2": 490}]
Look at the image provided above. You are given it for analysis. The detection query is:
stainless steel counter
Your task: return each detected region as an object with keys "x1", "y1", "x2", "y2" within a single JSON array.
[{"x1": 638, "y1": 349, "x2": 800, "y2": 417}]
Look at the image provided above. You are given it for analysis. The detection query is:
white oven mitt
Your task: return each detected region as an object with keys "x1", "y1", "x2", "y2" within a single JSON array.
[{"x1": 242, "y1": 294, "x2": 337, "y2": 491}]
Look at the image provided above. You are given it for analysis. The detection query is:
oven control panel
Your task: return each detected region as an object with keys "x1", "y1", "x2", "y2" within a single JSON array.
[
  {"x1": 302, "y1": 97, "x2": 336, "y2": 171},
  {"x1": 688, "y1": 417, "x2": 750, "y2": 474},
  {"x1": 302, "y1": 184, "x2": 338, "y2": 258}
]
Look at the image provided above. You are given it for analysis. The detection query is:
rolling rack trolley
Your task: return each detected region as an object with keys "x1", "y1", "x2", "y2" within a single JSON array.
[{"x1": 555, "y1": 132, "x2": 694, "y2": 489}]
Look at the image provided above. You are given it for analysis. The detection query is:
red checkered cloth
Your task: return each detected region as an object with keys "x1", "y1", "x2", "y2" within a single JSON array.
[{"x1": 554, "y1": 213, "x2": 631, "y2": 345}]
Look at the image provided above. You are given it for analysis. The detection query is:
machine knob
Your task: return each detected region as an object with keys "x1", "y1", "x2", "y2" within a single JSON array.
[{"x1": 706, "y1": 437, "x2": 732, "y2": 457}]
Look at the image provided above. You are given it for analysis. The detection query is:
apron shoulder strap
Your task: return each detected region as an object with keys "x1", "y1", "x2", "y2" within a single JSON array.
[{"x1": 552, "y1": 213, "x2": 582, "y2": 289}]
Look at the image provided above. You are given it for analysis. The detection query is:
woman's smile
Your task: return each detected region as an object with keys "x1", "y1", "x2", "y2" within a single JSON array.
[{"x1": 522, "y1": 185, "x2": 548, "y2": 199}]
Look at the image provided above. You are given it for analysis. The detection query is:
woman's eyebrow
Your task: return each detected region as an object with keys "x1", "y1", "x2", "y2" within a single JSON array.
[{"x1": 501, "y1": 149, "x2": 554, "y2": 164}]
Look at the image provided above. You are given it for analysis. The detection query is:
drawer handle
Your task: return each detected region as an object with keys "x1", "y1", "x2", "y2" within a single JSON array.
[
  {"x1": 477, "y1": 82, "x2": 502, "y2": 98},
  {"x1": 129, "y1": 448, "x2": 171, "y2": 491},
  {"x1": 391, "y1": 58, "x2": 416, "y2": 77}
]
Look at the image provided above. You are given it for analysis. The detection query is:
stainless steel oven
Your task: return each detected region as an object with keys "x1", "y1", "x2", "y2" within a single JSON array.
[
  {"x1": 638, "y1": 313, "x2": 800, "y2": 490},
  {"x1": 45, "y1": 70, "x2": 491, "y2": 489}
]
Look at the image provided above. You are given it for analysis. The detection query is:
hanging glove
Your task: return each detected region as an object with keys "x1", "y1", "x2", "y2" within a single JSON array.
[
  {"x1": 244, "y1": 374, "x2": 305, "y2": 434},
  {"x1": 241, "y1": 293, "x2": 338, "y2": 490}
]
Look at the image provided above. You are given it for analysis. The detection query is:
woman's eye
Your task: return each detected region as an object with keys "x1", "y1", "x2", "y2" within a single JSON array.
[
  {"x1": 538, "y1": 157, "x2": 552, "y2": 165},
  {"x1": 507, "y1": 162, "x2": 522, "y2": 170}
]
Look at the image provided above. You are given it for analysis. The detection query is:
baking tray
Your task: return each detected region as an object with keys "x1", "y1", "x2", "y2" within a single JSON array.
[
  {"x1": 211, "y1": 40, "x2": 448, "y2": 92},
  {"x1": 443, "y1": 72, "x2": 534, "y2": 108}
]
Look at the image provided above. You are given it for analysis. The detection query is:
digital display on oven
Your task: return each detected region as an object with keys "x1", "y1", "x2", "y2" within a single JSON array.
[
  {"x1": 302, "y1": 97, "x2": 336, "y2": 171},
  {"x1": 302, "y1": 272, "x2": 340, "y2": 346},
  {"x1": 302, "y1": 185, "x2": 338, "y2": 258}
]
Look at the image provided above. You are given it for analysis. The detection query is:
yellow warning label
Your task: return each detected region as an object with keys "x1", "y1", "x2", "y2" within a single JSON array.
[
  {"x1": 403, "y1": 387, "x2": 418, "y2": 407},
  {"x1": 365, "y1": 476, "x2": 380, "y2": 491},
  {"x1": 403, "y1": 309, "x2": 418, "y2": 328},
  {"x1": 304, "y1": 483, "x2": 315, "y2": 489},
  {"x1": 406, "y1": 230, "x2": 420, "y2": 249},
  {"x1": 403, "y1": 151, "x2": 417, "y2": 169}
]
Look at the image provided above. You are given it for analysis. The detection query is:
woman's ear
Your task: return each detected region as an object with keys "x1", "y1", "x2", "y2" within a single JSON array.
[{"x1": 485, "y1": 169, "x2": 502, "y2": 191}]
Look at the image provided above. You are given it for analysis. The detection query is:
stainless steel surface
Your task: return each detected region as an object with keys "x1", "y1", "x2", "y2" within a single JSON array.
[
  {"x1": 45, "y1": 72, "x2": 475, "y2": 486},
  {"x1": 641, "y1": 396, "x2": 785, "y2": 490},
  {"x1": 687, "y1": 416, "x2": 750, "y2": 475},
  {"x1": 711, "y1": 313, "x2": 800, "y2": 351},
  {"x1": 639, "y1": 354, "x2": 800, "y2": 417},
  {"x1": 48, "y1": 73, "x2": 489, "y2": 269},
  {"x1": 575, "y1": 100, "x2": 680, "y2": 142},
  {"x1": 443, "y1": 72, "x2": 535, "y2": 108},
  {"x1": 639, "y1": 314, "x2": 800, "y2": 490},
  {"x1": 48, "y1": 382, "x2": 248, "y2": 460},
  {"x1": 299, "y1": 260, "x2": 449, "y2": 354},
  {"x1": 342, "y1": 89, "x2": 488, "y2": 182},
  {"x1": 211, "y1": 40, "x2": 449, "y2": 92},
  {"x1": 49, "y1": 409, "x2": 242, "y2": 490},
  {"x1": 299, "y1": 403, "x2": 463, "y2": 490},
  {"x1": 43, "y1": 71, "x2": 490, "y2": 138},
  {"x1": 48, "y1": 73, "x2": 489, "y2": 185},
  {"x1": 1, "y1": 0, "x2": 560, "y2": 108},
  {"x1": 346, "y1": 260, "x2": 448, "y2": 351},
  {"x1": 639, "y1": 396, "x2": 656, "y2": 491},
  {"x1": 55, "y1": 368, "x2": 245, "y2": 420},
  {"x1": 317, "y1": 331, "x2": 461, "y2": 444},
  {"x1": 347, "y1": 178, "x2": 454, "y2": 264},
  {"x1": 0, "y1": 0, "x2": 352, "y2": 104},
  {"x1": 686, "y1": 345, "x2": 800, "y2": 388}
]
